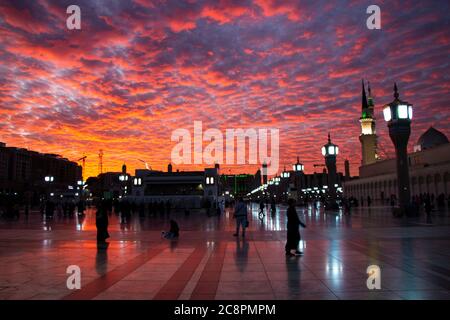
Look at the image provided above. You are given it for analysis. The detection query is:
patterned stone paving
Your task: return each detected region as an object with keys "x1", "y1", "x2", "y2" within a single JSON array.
[{"x1": 0, "y1": 203, "x2": 449, "y2": 300}]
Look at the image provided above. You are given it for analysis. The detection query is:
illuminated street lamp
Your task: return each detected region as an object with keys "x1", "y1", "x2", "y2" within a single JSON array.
[
  {"x1": 119, "y1": 173, "x2": 129, "y2": 197},
  {"x1": 292, "y1": 157, "x2": 304, "y2": 203},
  {"x1": 293, "y1": 157, "x2": 304, "y2": 172},
  {"x1": 44, "y1": 175, "x2": 54, "y2": 200},
  {"x1": 322, "y1": 135, "x2": 339, "y2": 157},
  {"x1": 281, "y1": 167, "x2": 290, "y2": 179},
  {"x1": 383, "y1": 83, "x2": 413, "y2": 215},
  {"x1": 322, "y1": 133, "x2": 339, "y2": 210}
]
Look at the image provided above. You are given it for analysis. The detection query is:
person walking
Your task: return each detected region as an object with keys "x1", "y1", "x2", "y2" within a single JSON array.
[
  {"x1": 270, "y1": 197, "x2": 276, "y2": 215},
  {"x1": 285, "y1": 198, "x2": 306, "y2": 256},
  {"x1": 424, "y1": 194, "x2": 432, "y2": 223},
  {"x1": 96, "y1": 200, "x2": 110, "y2": 246},
  {"x1": 259, "y1": 200, "x2": 265, "y2": 219},
  {"x1": 233, "y1": 197, "x2": 248, "y2": 237}
]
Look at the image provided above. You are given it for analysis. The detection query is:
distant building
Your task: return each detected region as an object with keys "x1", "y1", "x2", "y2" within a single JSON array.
[
  {"x1": 220, "y1": 173, "x2": 259, "y2": 197},
  {"x1": 128, "y1": 166, "x2": 220, "y2": 208},
  {"x1": 93, "y1": 171, "x2": 130, "y2": 200},
  {"x1": 0, "y1": 142, "x2": 82, "y2": 197},
  {"x1": 285, "y1": 170, "x2": 345, "y2": 201},
  {"x1": 344, "y1": 126, "x2": 450, "y2": 203}
]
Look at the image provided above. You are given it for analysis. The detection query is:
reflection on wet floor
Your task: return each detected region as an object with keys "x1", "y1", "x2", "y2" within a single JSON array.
[{"x1": 0, "y1": 203, "x2": 449, "y2": 300}]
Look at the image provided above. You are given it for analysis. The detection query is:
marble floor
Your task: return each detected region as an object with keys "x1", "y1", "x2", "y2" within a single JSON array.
[{"x1": 0, "y1": 203, "x2": 449, "y2": 300}]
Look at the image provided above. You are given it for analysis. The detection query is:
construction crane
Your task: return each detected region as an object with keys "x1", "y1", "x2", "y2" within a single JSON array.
[
  {"x1": 98, "y1": 150, "x2": 103, "y2": 175},
  {"x1": 76, "y1": 156, "x2": 87, "y2": 180},
  {"x1": 137, "y1": 159, "x2": 152, "y2": 170}
]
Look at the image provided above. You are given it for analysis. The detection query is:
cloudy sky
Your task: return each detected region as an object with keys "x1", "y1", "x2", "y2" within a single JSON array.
[{"x1": 0, "y1": 0, "x2": 449, "y2": 178}]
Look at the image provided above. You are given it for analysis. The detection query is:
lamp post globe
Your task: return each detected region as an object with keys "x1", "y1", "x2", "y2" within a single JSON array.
[
  {"x1": 292, "y1": 157, "x2": 304, "y2": 204},
  {"x1": 322, "y1": 133, "x2": 339, "y2": 210},
  {"x1": 383, "y1": 83, "x2": 413, "y2": 216}
]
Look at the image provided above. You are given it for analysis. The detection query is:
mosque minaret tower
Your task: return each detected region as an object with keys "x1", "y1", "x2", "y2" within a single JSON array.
[{"x1": 359, "y1": 80, "x2": 378, "y2": 165}]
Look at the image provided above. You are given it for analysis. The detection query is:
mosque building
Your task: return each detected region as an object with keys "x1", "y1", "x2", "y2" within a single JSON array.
[{"x1": 343, "y1": 83, "x2": 450, "y2": 205}]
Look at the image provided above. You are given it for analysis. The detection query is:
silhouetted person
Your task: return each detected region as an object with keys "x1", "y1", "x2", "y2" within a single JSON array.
[
  {"x1": 343, "y1": 197, "x2": 351, "y2": 215},
  {"x1": 162, "y1": 219, "x2": 179, "y2": 239},
  {"x1": 45, "y1": 199, "x2": 55, "y2": 219},
  {"x1": 24, "y1": 200, "x2": 30, "y2": 219},
  {"x1": 218, "y1": 199, "x2": 224, "y2": 215},
  {"x1": 96, "y1": 201, "x2": 110, "y2": 245},
  {"x1": 159, "y1": 201, "x2": 165, "y2": 216},
  {"x1": 166, "y1": 200, "x2": 172, "y2": 216},
  {"x1": 285, "y1": 198, "x2": 306, "y2": 256},
  {"x1": 437, "y1": 193, "x2": 445, "y2": 208},
  {"x1": 139, "y1": 202, "x2": 146, "y2": 218},
  {"x1": 390, "y1": 195, "x2": 395, "y2": 207},
  {"x1": 40, "y1": 199, "x2": 45, "y2": 216},
  {"x1": 77, "y1": 200, "x2": 85, "y2": 216},
  {"x1": 367, "y1": 196, "x2": 372, "y2": 207},
  {"x1": 259, "y1": 200, "x2": 265, "y2": 215},
  {"x1": 204, "y1": 198, "x2": 212, "y2": 216},
  {"x1": 233, "y1": 197, "x2": 248, "y2": 237},
  {"x1": 270, "y1": 198, "x2": 276, "y2": 215},
  {"x1": 424, "y1": 195, "x2": 432, "y2": 223}
]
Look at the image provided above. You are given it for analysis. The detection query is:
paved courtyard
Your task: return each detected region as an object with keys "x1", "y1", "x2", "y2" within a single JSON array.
[{"x1": 0, "y1": 203, "x2": 449, "y2": 300}]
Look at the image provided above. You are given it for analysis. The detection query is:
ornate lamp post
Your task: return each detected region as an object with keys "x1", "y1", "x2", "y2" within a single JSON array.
[
  {"x1": 292, "y1": 157, "x2": 304, "y2": 203},
  {"x1": 322, "y1": 133, "x2": 339, "y2": 210},
  {"x1": 119, "y1": 173, "x2": 129, "y2": 197},
  {"x1": 44, "y1": 175, "x2": 54, "y2": 199},
  {"x1": 383, "y1": 83, "x2": 413, "y2": 216},
  {"x1": 281, "y1": 167, "x2": 290, "y2": 179},
  {"x1": 281, "y1": 167, "x2": 290, "y2": 202}
]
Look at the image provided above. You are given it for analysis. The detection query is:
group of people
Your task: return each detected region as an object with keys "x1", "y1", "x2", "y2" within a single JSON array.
[
  {"x1": 233, "y1": 197, "x2": 306, "y2": 256},
  {"x1": 94, "y1": 196, "x2": 307, "y2": 257},
  {"x1": 39, "y1": 199, "x2": 86, "y2": 219},
  {"x1": 258, "y1": 198, "x2": 277, "y2": 218},
  {"x1": 113, "y1": 199, "x2": 173, "y2": 220},
  {"x1": 95, "y1": 199, "x2": 180, "y2": 247}
]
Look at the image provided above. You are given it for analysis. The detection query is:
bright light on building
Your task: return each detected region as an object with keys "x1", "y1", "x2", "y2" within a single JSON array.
[{"x1": 383, "y1": 106, "x2": 392, "y2": 121}]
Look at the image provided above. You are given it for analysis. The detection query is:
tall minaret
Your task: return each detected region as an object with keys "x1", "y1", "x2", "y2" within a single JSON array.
[{"x1": 359, "y1": 80, "x2": 378, "y2": 165}]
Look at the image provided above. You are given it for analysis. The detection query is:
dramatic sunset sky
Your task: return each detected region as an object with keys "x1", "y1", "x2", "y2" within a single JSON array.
[{"x1": 0, "y1": 0, "x2": 449, "y2": 178}]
